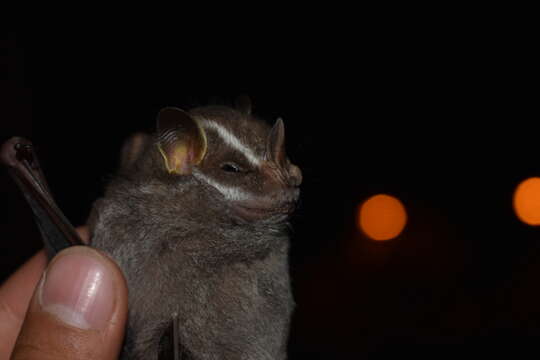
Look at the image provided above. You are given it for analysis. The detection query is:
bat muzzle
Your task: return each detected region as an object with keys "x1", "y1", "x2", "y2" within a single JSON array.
[{"x1": 231, "y1": 186, "x2": 300, "y2": 221}]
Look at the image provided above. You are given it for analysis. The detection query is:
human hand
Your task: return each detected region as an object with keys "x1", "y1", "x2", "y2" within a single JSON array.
[{"x1": 0, "y1": 227, "x2": 128, "y2": 359}]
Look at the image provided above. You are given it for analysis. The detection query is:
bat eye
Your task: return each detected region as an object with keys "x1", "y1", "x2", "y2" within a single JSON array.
[{"x1": 221, "y1": 162, "x2": 242, "y2": 173}]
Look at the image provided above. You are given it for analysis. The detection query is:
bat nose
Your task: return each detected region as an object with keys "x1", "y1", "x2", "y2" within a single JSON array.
[{"x1": 287, "y1": 164, "x2": 302, "y2": 187}]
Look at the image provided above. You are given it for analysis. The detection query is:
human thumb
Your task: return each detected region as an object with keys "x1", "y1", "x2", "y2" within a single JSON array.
[{"x1": 11, "y1": 246, "x2": 128, "y2": 360}]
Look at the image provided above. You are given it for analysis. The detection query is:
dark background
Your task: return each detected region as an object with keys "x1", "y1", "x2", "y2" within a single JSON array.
[{"x1": 1, "y1": 27, "x2": 539, "y2": 357}]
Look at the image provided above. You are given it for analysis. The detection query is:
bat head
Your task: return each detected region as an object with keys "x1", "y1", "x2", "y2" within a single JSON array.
[{"x1": 120, "y1": 99, "x2": 302, "y2": 223}]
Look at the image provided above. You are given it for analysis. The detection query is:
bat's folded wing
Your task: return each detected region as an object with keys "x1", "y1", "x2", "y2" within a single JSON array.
[{"x1": 1, "y1": 137, "x2": 84, "y2": 258}]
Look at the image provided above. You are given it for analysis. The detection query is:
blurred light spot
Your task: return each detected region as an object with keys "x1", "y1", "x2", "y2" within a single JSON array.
[
  {"x1": 514, "y1": 177, "x2": 540, "y2": 226},
  {"x1": 358, "y1": 194, "x2": 407, "y2": 241}
]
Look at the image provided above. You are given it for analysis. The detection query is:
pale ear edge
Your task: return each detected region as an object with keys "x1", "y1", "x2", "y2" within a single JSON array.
[
  {"x1": 157, "y1": 143, "x2": 175, "y2": 173},
  {"x1": 197, "y1": 119, "x2": 208, "y2": 164},
  {"x1": 156, "y1": 118, "x2": 208, "y2": 175}
]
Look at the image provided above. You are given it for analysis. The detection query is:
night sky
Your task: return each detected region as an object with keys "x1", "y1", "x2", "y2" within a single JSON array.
[{"x1": 1, "y1": 29, "x2": 539, "y2": 357}]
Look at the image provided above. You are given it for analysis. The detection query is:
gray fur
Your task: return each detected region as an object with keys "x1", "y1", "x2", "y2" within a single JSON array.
[{"x1": 88, "y1": 104, "x2": 302, "y2": 359}]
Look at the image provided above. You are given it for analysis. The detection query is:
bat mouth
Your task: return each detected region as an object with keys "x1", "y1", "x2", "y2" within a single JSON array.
[{"x1": 231, "y1": 193, "x2": 299, "y2": 221}]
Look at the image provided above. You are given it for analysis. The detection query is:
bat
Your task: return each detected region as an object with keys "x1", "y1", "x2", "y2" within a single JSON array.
[{"x1": 1, "y1": 97, "x2": 302, "y2": 359}]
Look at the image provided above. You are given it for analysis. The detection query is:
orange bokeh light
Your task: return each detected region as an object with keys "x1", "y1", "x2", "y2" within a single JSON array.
[
  {"x1": 358, "y1": 194, "x2": 407, "y2": 241},
  {"x1": 513, "y1": 177, "x2": 540, "y2": 226}
]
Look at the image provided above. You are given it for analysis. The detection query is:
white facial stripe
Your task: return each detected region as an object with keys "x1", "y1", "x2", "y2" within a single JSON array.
[
  {"x1": 193, "y1": 171, "x2": 253, "y2": 201},
  {"x1": 200, "y1": 120, "x2": 262, "y2": 166}
]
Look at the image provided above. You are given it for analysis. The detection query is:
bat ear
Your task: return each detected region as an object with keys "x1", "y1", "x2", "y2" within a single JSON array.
[
  {"x1": 156, "y1": 107, "x2": 207, "y2": 175},
  {"x1": 119, "y1": 132, "x2": 151, "y2": 171},
  {"x1": 234, "y1": 94, "x2": 252, "y2": 115}
]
